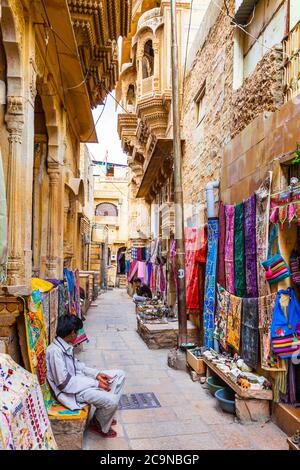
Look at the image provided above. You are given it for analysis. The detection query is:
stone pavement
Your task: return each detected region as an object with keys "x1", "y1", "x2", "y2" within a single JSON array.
[{"x1": 77, "y1": 289, "x2": 288, "y2": 450}]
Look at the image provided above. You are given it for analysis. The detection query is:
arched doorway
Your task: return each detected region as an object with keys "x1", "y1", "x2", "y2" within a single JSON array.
[{"x1": 117, "y1": 246, "x2": 126, "y2": 275}]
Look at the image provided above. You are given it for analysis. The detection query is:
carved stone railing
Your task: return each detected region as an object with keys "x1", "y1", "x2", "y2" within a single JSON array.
[{"x1": 283, "y1": 21, "x2": 300, "y2": 102}]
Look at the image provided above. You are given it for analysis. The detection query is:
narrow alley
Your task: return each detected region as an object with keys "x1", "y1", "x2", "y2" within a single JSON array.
[{"x1": 79, "y1": 289, "x2": 288, "y2": 451}]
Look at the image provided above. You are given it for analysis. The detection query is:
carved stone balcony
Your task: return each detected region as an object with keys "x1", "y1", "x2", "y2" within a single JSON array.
[
  {"x1": 118, "y1": 113, "x2": 138, "y2": 155},
  {"x1": 283, "y1": 20, "x2": 300, "y2": 102}
]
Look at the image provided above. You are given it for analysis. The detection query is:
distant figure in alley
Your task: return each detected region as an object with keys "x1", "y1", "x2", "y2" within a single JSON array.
[
  {"x1": 46, "y1": 315, "x2": 125, "y2": 438},
  {"x1": 133, "y1": 277, "x2": 153, "y2": 303}
]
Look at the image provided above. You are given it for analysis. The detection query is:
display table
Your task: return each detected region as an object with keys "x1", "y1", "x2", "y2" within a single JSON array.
[
  {"x1": 137, "y1": 315, "x2": 199, "y2": 349},
  {"x1": 203, "y1": 356, "x2": 273, "y2": 400}
]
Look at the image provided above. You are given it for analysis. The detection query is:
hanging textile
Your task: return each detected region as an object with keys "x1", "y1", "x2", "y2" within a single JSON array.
[
  {"x1": 258, "y1": 293, "x2": 285, "y2": 371},
  {"x1": 185, "y1": 228, "x2": 200, "y2": 311},
  {"x1": 147, "y1": 262, "x2": 153, "y2": 288},
  {"x1": 0, "y1": 354, "x2": 57, "y2": 450},
  {"x1": 244, "y1": 194, "x2": 258, "y2": 298},
  {"x1": 241, "y1": 298, "x2": 259, "y2": 369},
  {"x1": 58, "y1": 283, "x2": 65, "y2": 317},
  {"x1": 214, "y1": 284, "x2": 230, "y2": 349},
  {"x1": 127, "y1": 260, "x2": 138, "y2": 282},
  {"x1": 203, "y1": 218, "x2": 219, "y2": 348},
  {"x1": 24, "y1": 290, "x2": 52, "y2": 408},
  {"x1": 226, "y1": 294, "x2": 242, "y2": 351},
  {"x1": 225, "y1": 205, "x2": 235, "y2": 294},
  {"x1": 49, "y1": 287, "x2": 59, "y2": 343},
  {"x1": 0, "y1": 150, "x2": 7, "y2": 283},
  {"x1": 218, "y1": 201, "x2": 226, "y2": 288},
  {"x1": 256, "y1": 176, "x2": 271, "y2": 297},
  {"x1": 234, "y1": 202, "x2": 246, "y2": 297},
  {"x1": 137, "y1": 261, "x2": 146, "y2": 280},
  {"x1": 41, "y1": 292, "x2": 50, "y2": 343}
]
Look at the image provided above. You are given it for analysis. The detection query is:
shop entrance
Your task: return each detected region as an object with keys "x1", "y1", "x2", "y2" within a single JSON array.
[{"x1": 117, "y1": 247, "x2": 126, "y2": 275}]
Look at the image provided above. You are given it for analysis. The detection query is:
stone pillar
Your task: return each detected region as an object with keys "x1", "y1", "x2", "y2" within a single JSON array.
[
  {"x1": 153, "y1": 39, "x2": 160, "y2": 92},
  {"x1": 5, "y1": 97, "x2": 25, "y2": 287},
  {"x1": 47, "y1": 165, "x2": 60, "y2": 278},
  {"x1": 32, "y1": 150, "x2": 40, "y2": 277},
  {"x1": 136, "y1": 52, "x2": 143, "y2": 98}
]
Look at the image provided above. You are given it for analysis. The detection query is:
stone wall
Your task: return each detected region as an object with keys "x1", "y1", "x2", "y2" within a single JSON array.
[
  {"x1": 182, "y1": 1, "x2": 286, "y2": 219},
  {"x1": 231, "y1": 47, "x2": 284, "y2": 138}
]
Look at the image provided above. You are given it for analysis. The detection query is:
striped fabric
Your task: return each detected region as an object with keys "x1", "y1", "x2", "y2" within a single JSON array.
[{"x1": 272, "y1": 333, "x2": 300, "y2": 358}]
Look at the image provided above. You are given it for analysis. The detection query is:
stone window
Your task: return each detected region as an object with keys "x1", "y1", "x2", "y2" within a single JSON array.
[
  {"x1": 126, "y1": 84, "x2": 136, "y2": 113},
  {"x1": 95, "y1": 202, "x2": 118, "y2": 216},
  {"x1": 142, "y1": 40, "x2": 154, "y2": 79},
  {"x1": 194, "y1": 82, "x2": 206, "y2": 126}
]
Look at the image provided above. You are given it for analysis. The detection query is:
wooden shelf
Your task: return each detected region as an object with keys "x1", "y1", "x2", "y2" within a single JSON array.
[{"x1": 203, "y1": 357, "x2": 273, "y2": 400}]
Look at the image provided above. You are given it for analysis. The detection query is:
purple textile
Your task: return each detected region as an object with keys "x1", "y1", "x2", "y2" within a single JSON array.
[
  {"x1": 225, "y1": 205, "x2": 235, "y2": 294},
  {"x1": 244, "y1": 194, "x2": 258, "y2": 297},
  {"x1": 218, "y1": 202, "x2": 226, "y2": 288},
  {"x1": 147, "y1": 262, "x2": 153, "y2": 287}
]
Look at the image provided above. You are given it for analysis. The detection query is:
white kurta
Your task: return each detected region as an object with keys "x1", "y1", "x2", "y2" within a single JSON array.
[{"x1": 46, "y1": 337, "x2": 125, "y2": 433}]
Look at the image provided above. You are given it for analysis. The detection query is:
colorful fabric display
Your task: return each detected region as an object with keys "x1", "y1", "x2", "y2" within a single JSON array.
[
  {"x1": 131, "y1": 247, "x2": 138, "y2": 260},
  {"x1": 234, "y1": 202, "x2": 246, "y2": 298},
  {"x1": 49, "y1": 287, "x2": 59, "y2": 343},
  {"x1": 185, "y1": 228, "x2": 204, "y2": 311},
  {"x1": 224, "y1": 205, "x2": 235, "y2": 294},
  {"x1": 0, "y1": 354, "x2": 57, "y2": 450},
  {"x1": 214, "y1": 284, "x2": 230, "y2": 349},
  {"x1": 203, "y1": 218, "x2": 219, "y2": 348},
  {"x1": 262, "y1": 224, "x2": 291, "y2": 285},
  {"x1": 258, "y1": 293, "x2": 285, "y2": 371},
  {"x1": 31, "y1": 278, "x2": 54, "y2": 293},
  {"x1": 290, "y1": 249, "x2": 300, "y2": 286},
  {"x1": 218, "y1": 202, "x2": 226, "y2": 288},
  {"x1": 271, "y1": 287, "x2": 300, "y2": 359},
  {"x1": 226, "y1": 294, "x2": 242, "y2": 351},
  {"x1": 241, "y1": 298, "x2": 259, "y2": 369},
  {"x1": 244, "y1": 194, "x2": 258, "y2": 298},
  {"x1": 256, "y1": 177, "x2": 271, "y2": 297},
  {"x1": 127, "y1": 260, "x2": 138, "y2": 282},
  {"x1": 137, "y1": 261, "x2": 146, "y2": 281}
]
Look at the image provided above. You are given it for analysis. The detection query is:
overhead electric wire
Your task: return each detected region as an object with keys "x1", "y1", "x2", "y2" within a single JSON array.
[{"x1": 210, "y1": 0, "x2": 292, "y2": 59}]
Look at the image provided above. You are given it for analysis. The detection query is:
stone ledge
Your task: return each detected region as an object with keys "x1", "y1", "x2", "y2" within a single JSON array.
[{"x1": 137, "y1": 317, "x2": 199, "y2": 349}]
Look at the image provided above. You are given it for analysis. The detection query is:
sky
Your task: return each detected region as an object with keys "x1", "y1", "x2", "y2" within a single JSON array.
[{"x1": 87, "y1": 91, "x2": 128, "y2": 165}]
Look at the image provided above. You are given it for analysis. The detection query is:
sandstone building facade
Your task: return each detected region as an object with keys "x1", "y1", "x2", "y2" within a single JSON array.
[{"x1": 0, "y1": 0, "x2": 131, "y2": 360}]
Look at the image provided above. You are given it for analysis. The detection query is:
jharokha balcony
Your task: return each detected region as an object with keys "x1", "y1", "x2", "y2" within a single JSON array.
[{"x1": 283, "y1": 20, "x2": 300, "y2": 102}]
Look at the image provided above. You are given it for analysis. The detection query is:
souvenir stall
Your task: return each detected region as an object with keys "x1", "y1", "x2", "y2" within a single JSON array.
[{"x1": 197, "y1": 174, "x2": 299, "y2": 434}]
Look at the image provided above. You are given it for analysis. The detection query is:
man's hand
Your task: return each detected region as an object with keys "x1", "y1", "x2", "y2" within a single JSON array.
[
  {"x1": 96, "y1": 373, "x2": 113, "y2": 391},
  {"x1": 96, "y1": 373, "x2": 113, "y2": 382}
]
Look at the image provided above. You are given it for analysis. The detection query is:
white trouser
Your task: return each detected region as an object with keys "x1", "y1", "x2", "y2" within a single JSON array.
[
  {"x1": 133, "y1": 294, "x2": 147, "y2": 302},
  {"x1": 77, "y1": 369, "x2": 125, "y2": 433}
]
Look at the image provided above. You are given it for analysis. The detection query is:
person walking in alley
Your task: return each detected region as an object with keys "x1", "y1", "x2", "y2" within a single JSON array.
[
  {"x1": 133, "y1": 277, "x2": 153, "y2": 302},
  {"x1": 46, "y1": 315, "x2": 125, "y2": 438}
]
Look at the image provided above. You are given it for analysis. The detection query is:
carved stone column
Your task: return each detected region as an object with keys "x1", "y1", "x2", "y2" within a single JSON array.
[
  {"x1": 136, "y1": 52, "x2": 143, "y2": 98},
  {"x1": 153, "y1": 39, "x2": 160, "y2": 91},
  {"x1": 5, "y1": 97, "x2": 25, "y2": 287},
  {"x1": 47, "y1": 165, "x2": 60, "y2": 278}
]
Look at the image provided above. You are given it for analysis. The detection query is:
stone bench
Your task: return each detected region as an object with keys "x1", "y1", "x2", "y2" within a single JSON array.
[{"x1": 49, "y1": 405, "x2": 90, "y2": 450}]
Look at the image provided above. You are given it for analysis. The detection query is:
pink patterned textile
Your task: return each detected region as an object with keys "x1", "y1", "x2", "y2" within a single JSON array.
[{"x1": 225, "y1": 205, "x2": 235, "y2": 294}]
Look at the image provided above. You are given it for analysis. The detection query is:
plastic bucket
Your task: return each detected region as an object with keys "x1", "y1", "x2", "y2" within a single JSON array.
[{"x1": 206, "y1": 376, "x2": 225, "y2": 396}]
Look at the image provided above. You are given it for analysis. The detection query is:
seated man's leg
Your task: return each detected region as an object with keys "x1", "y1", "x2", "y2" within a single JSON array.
[
  {"x1": 77, "y1": 388, "x2": 119, "y2": 434},
  {"x1": 133, "y1": 294, "x2": 146, "y2": 302}
]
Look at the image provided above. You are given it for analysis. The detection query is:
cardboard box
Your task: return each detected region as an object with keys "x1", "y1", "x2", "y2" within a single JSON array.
[{"x1": 186, "y1": 349, "x2": 206, "y2": 375}]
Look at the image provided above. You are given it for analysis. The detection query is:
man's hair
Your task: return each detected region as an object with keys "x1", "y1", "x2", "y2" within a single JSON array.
[
  {"x1": 56, "y1": 315, "x2": 83, "y2": 339},
  {"x1": 134, "y1": 278, "x2": 142, "y2": 284}
]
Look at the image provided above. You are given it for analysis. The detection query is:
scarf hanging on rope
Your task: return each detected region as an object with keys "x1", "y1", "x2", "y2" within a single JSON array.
[
  {"x1": 218, "y1": 202, "x2": 226, "y2": 288},
  {"x1": 226, "y1": 294, "x2": 242, "y2": 351},
  {"x1": 256, "y1": 176, "x2": 271, "y2": 297},
  {"x1": 244, "y1": 194, "x2": 258, "y2": 298},
  {"x1": 234, "y1": 202, "x2": 246, "y2": 297},
  {"x1": 225, "y1": 205, "x2": 235, "y2": 294},
  {"x1": 214, "y1": 284, "x2": 230, "y2": 350},
  {"x1": 203, "y1": 218, "x2": 219, "y2": 348},
  {"x1": 241, "y1": 297, "x2": 259, "y2": 369}
]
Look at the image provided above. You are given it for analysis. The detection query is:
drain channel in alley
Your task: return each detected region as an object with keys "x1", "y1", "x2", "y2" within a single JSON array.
[{"x1": 77, "y1": 289, "x2": 288, "y2": 451}]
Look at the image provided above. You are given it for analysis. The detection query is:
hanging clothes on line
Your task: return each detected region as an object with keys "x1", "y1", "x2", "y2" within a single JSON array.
[
  {"x1": 224, "y1": 205, "x2": 235, "y2": 294},
  {"x1": 234, "y1": 202, "x2": 246, "y2": 298},
  {"x1": 244, "y1": 194, "x2": 258, "y2": 298},
  {"x1": 218, "y1": 202, "x2": 226, "y2": 288}
]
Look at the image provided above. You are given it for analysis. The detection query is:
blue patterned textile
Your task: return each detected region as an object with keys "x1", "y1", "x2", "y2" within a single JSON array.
[{"x1": 203, "y1": 218, "x2": 219, "y2": 348}]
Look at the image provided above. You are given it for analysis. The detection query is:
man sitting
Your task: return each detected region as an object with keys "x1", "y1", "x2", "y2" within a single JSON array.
[
  {"x1": 132, "y1": 277, "x2": 153, "y2": 303},
  {"x1": 46, "y1": 315, "x2": 125, "y2": 438}
]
